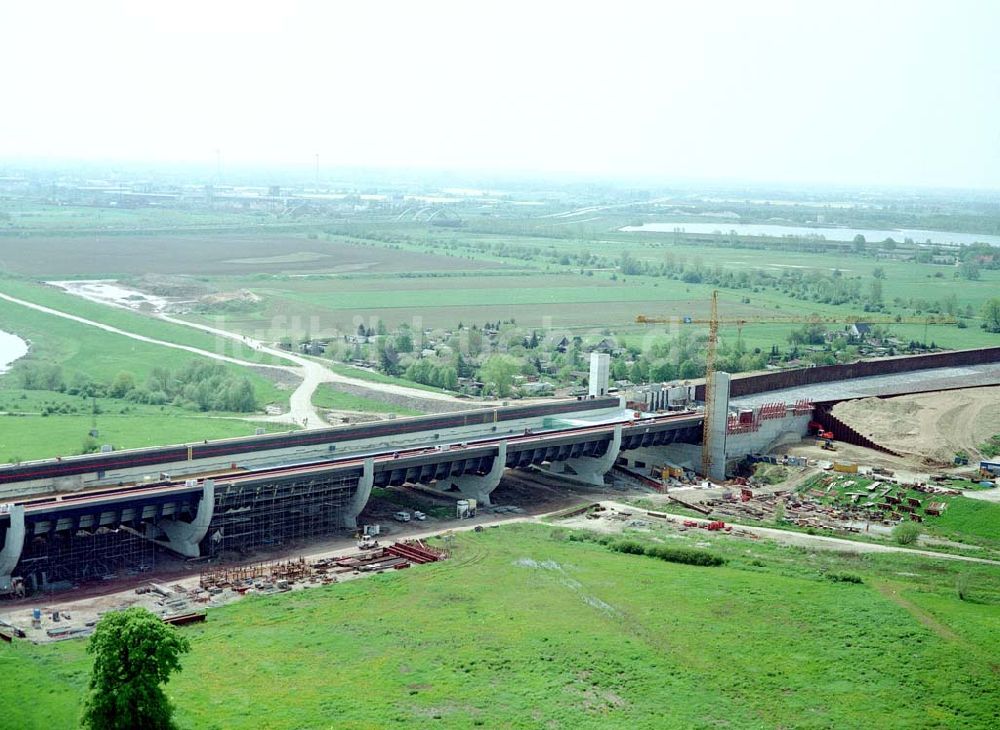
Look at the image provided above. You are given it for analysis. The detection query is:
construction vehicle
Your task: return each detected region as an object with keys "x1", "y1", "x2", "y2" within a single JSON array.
[
  {"x1": 637, "y1": 292, "x2": 956, "y2": 478},
  {"x1": 813, "y1": 428, "x2": 837, "y2": 451}
]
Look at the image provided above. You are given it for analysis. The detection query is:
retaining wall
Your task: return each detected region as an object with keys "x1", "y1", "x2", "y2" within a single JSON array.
[
  {"x1": 693, "y1": 346, "x2": 1000, "y2": 401},
  {"x1": 812, "y1": 406, "x2": 901, "y2": 457}
]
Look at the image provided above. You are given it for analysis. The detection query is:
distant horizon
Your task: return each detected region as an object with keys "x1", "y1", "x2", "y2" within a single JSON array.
[{"x1": 1, "y1": 156, "x2": 998, "y2": 196}]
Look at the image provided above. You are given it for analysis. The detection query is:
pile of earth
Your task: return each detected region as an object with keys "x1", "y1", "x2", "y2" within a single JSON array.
[{"x1": 832, "y1": 386, "x2": 1000, "y2": 465}]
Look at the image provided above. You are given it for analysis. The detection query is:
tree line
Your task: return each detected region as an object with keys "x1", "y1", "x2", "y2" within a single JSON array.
[{"x1": 13, "y1": 360, "x2": 258, "y2": 412}]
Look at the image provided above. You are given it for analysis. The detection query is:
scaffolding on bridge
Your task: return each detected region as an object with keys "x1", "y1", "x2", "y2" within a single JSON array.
[
  {"x1": 205, "y1": 472, "x2": 358, "y2": 559},
  {"x1": 17, "y1": 526, "x2": 156, "y2": 591}
]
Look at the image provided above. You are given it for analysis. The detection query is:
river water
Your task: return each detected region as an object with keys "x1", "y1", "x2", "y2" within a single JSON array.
[
  {"x1": 620, "y1": 222, "x2": 1000, "y2": 247},
  {"x1": 0, "y1": 330, "x2": 28, "y2": 374}
]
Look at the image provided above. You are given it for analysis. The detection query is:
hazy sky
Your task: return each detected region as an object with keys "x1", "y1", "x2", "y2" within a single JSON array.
[{"x1": 2, "y1": 1, "x2": 998, "y2": 188}]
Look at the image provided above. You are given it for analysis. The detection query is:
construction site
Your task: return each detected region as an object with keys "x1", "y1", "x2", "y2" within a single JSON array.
[
  {"x1": 1, "y1": 353, "x2": 999, "y2": 730},
  {"x1": 2, "y1": 538, "x2": 449, "y2": 643},
  {"x1": 1, "y1": 336, "x2": 998, "y2": 643},
  {"x1": 0, "y1": 468, "x2": 619, "y2": 642}
]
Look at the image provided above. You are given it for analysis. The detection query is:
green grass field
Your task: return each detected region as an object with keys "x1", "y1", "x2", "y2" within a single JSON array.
[
  {"x1": 0, "y1": 410, "x2": 295, "y2": 463},
  {"x1": 312, "y1": 383, "x2": 421, "y2": 416},
  {"x1": 1, "y1": 523, "x2": 997, "y2": 729},
  {"x1": 0, "y1": 387, "x2": 297, "y2": 462},
  {"x1": 933, "y1": 496, "x2": 1000, "y2": 547}
]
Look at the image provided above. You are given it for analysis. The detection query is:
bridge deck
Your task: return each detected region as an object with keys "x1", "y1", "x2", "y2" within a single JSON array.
[
  {"x1": 731, "y1": 362, "x2": 1000, "y2": 407},
  {"x1": 9, "y1": 410, "x2": 703, "y2": 514}
]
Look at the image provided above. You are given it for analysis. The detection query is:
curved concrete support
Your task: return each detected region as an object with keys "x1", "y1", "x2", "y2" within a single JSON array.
[
  {"x1": 155, "y1": 481, "x2": 215, "y2": 559},
  {"x1": 549, "y1": 425, "x2": 621, "y2": 487},
  {"x1": 342, "y1": 458, "x2": 375, "y2": 529},
  {"x1": 0, "y1": 505, "x2": 25, "y2": 593},
  {"x1": 441, "y1": 442, "x2": 506, "y2": 506}
]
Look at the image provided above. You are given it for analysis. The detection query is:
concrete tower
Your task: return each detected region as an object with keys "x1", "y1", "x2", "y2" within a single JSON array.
[
  {"x1": 707, "y1": 371, "x2": 731, "y2": 482},
  {"x1": 589, "y1": 352, "x2": 611, "y2": 397}
]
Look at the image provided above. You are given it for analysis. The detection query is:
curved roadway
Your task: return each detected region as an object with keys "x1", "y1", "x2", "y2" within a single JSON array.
[{"x1": 0, "y1": 290, "x2": 467, "y2": 431}]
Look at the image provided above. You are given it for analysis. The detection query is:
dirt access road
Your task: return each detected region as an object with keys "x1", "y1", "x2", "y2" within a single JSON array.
[
  {"x1": 157, "y1": 311, "x2": 464, "y2": 428},
  {"x1": 22, "y1": 282, "x2": 474, "y2": 428}
]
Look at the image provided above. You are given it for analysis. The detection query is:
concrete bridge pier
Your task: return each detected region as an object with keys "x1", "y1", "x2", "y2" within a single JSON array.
[
  {"x1": 153, "y1": 481, "x2": 215, "y2": 559},
  {"x1": 342, "y1": 459, "x2": 375, "y2": 529},
  {"x1": 441, "y1": 442, "x2": 506, "y2": 506},
  {"x1": 707, "y1": 372, "x2": 731, "y2": 483},
  {"x1": 549, "y1": 425, "x2": 622, "y2": 486},
  {"x1": 0, "y1": 505, "x2": 25, "y2": 593}
]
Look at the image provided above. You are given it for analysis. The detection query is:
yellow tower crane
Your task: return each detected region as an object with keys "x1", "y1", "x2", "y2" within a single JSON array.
[{"x1": 636, "y1": 292, "x2": 956, "y2": 478}]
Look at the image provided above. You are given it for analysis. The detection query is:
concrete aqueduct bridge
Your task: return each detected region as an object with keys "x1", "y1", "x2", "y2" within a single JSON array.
[{"x1": 0, "y1": 397, "x2": 703, "y2": 591}]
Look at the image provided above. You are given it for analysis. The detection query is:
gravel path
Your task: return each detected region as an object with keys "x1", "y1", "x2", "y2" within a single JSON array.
[
  {"x1": 12, "y1": 284, "x2": 475, "y2": 431},
  {"x1": 157, "y1": 313, "x2": 468, "y2": 428}
]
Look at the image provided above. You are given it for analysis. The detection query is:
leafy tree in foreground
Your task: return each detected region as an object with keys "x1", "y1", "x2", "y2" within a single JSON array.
[{"x1": 82, "y1": 607, "x2": 191, "y2": 730}]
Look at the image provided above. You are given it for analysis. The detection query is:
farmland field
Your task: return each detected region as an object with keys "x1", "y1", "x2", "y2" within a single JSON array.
[
  {"x1": 0, "y1": 232, "x2": 514, "y2": 277},
  {"x1": 184, "y1": 267, "x2": 999, "y2": 352},
  {"x1": 148, "y1": 220, "x2": 1000, "y2": 353},
  {"x1": 4, "y1": 214, "x2": 998, "y2": 354},
  {"x1": 187, "y1": 272, "x2": 718, "y2": 334},
  {"x1": 1, "y1": 523, "x2": 998, "y2": 729}
]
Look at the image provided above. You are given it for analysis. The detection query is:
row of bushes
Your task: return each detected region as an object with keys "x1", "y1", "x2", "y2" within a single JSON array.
[
  {"x1": 608, "y1": 539, "x2": 726, "y2": 567},
  {"x1": 825, "y1": 572, "x2": 863, "y2": 584},
  {"x1": 559, "y1": 527, "x2": 875, "y2": 585}
]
